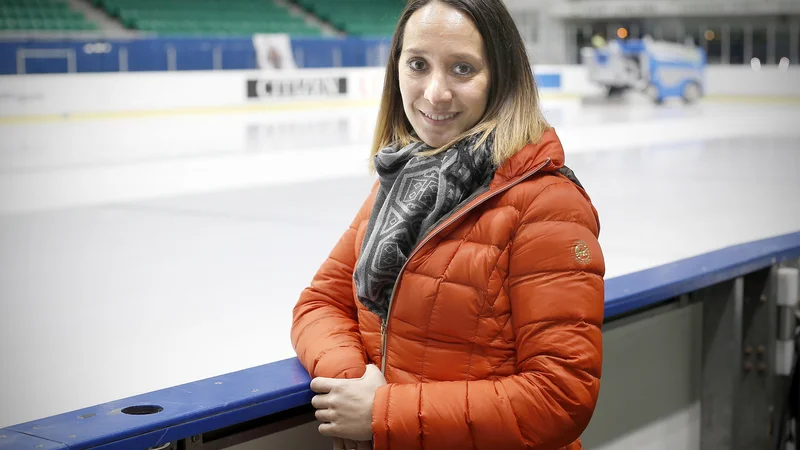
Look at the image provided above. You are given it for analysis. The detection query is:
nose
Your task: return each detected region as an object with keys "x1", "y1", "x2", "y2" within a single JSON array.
[{"x1": 423, "y1": 71, "x2": 453, "y2": 105}]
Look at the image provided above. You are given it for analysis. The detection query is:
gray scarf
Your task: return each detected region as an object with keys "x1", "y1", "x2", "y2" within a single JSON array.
[{"x1": 354, "y1": 133, "x2": 496, "y2": 321}]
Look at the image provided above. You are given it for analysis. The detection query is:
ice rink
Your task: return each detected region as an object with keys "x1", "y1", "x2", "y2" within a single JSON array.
[{"x1": 1, "y1": 96, "x2": 799, "y2": 429}]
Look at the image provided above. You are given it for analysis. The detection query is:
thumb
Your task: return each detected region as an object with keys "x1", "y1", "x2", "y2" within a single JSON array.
[
  {"x1": 363, "y1": 364, "x2": 386, "y2": 384},
  {"x1": 363, "y1": 364, "x2": 381, "y2": 376}
]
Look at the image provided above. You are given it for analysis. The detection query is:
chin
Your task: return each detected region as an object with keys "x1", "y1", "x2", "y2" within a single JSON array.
[
  {"x1": 419, "y1": 135, "x2": 448, "y2": 148},
  {"x1": 416, "y1": 129, "x2": 457, "y2": 149}
]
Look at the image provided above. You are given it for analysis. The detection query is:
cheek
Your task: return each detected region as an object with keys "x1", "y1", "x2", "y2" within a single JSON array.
[
  {"x1": 461, "y1": 77, "x2": 490, "y2": 116},
  {"x1": 398, "y1": 74, "x2": 417, "y2": 107}
]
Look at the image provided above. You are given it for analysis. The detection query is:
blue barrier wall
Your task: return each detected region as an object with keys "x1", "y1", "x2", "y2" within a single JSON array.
[
  {"x1": 2, "y1": 231, "x2": 798, "y2": 450},
  {"x1": 0, "y1": 36, "x2": 392, "y2": 75}
]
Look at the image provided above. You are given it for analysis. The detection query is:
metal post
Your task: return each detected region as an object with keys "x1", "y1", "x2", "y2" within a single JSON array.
[
  {"x1": 722, "y1": 24, "x2": 731, "y2": 65},
  {"x1": 378, "y1": 42, "x2": 390, "y2": 67},
  {"x1": 167, "y1": 44, "x2": 177, "y2": 71},
  {"x1": 700, "y1": 24, "x2": 708, "y2": 55},
  {"x1": 776, "y1": 267, "x2": 798, "y2": 376},
  {"x1": 16, "y1": 48, "x2": 25, "y2": 74},
  {"x1": 332, "y1": 46, "x2": 342, "y2": 68},
  {"x1": 119, "y1": 46, "x2": 128, "y2": 72},
  {"x1": 700, "y1": 268, "x2": 775, "y2": 450},
  {"x1": 745, "y1": 24, "x2": 754, "y2": 63},
  {"x1": 791, "y1": 21, "x2": 799, "y2": 64},
  {"x1": 66, "y1": 49, "x2": 76, "y2": 73},
  {"x1": 774, "y1": 262, "x2": 800, "y2": 449},
  {"x1": 566, "y1": 24, "x2": 577, "y2": 64},
  {"x1": 213, "y1": 46, "x2": 223, "y2": 70},
  {"x1": 768, "y1": 22, "x2": 777, "y2": 65},
  {"x1": 740, "y1": 268, "x2": 776, "y2": 450},
  {"x1": 700, "y1": 277, "x2": 744, "y2": 449}
]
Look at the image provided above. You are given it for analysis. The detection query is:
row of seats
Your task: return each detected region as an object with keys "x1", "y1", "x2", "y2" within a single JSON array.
[
  {"x1": 131, "y1": 20, "x2": 320, "y2": 36},
  {"x1": 0, "y1": 18, "x2": 97, "y2": 30},
  {"x1": 0, "y1": 0, "x2": 97, "y2": 32},
  {"x1": 0, "y1": 0, "x2": 63, "y2": 5},
  {"x1": 1, "y1": 8, "x2": 85, "y2": 20},
  {"x1": 0, "y1": 0, "x2": 401, "y2": 37},
  {"x1": 292, "y1": 0, "x2": 401, "y2": 36},
  {"x1": 91, "y1": 0, "x2": 322, "y2": 36}
]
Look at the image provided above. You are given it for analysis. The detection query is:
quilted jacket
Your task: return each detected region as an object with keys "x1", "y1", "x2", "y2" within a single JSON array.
[{"x1": 291, "y1": 127, "x2": 605, "y2": 450}]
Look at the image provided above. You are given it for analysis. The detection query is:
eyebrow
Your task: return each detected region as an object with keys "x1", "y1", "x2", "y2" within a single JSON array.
[{"x1": 403, "y1": 48, "x2": 480, "y2": 61}]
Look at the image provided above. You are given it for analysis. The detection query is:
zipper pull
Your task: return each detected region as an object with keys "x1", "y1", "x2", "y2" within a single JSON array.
[{"x1": 380, "y1": 321, "x2": 386, "y2": 352}]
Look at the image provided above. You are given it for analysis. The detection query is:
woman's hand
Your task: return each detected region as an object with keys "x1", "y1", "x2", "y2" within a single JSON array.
[{"x1": 310, "y1": 364, "x2": 387, "y2": 442}]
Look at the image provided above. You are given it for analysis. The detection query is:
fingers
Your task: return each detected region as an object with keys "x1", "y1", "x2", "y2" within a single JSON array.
[
  {"x1": 310, "y1": 376, "x2": 335, "y2": 394},
  {"x1": 311, "y1": 393, "x2": 331, "y2": 409},
  {"x1": 318, "y1": 421, "x2": 335, "y2": 437},
  {"x1": 314, "y1": 407, "x2": 335, "y2": 423},
  {"x1": 332, "y1": 437, "x2": 345, "y2": 450}
]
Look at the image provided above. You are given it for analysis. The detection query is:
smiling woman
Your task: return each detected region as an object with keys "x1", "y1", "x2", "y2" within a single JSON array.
[
  {"x1": 371, "y1": 0, "x2": 550, "y2": 166},
  {"x1": 291, "y1": 1, "x2": 606, "y2": 450},
  {"x1": 397, "y1": 3, "x2": 490, "y2": 148}
]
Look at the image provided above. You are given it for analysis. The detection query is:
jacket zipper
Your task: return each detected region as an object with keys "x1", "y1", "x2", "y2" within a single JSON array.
[{"x1": 379, "y1": 158, "x2": 552, "y2": 375}]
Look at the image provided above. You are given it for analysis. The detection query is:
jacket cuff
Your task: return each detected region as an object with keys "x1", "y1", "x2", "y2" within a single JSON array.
[
  {"x1": 312, "y1": 345, "x2": 366, "y2": 379},
  {"x1": 371, "y1": 384, "x2": 391, "y2": 449}
]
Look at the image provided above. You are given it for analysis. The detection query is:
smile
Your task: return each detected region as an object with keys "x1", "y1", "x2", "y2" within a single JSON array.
[{"x1": 420, "y1": 110, "x2": 459, "y2": 122}]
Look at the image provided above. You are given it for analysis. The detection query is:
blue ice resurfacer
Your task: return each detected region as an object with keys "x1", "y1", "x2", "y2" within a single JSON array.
[{"x1": 581, "y1": 36, "x2": 707, "y2": 104}]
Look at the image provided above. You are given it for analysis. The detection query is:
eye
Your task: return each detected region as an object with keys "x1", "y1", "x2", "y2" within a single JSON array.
[
  {"x1": 453, "y1": 63, "x2": 474, "y2": 76},
  {"x1": 408, "y1": 59, "x2": 427, "y2": 71}
]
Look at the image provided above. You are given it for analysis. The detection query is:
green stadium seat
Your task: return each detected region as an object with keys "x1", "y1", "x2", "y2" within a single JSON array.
[
  {"x1": 92, "y1": 0, "x2": 322, "y2": 36},
  {"x1": 0, "y1": 0, "x2": 97, "y2": 32},
  {"x1": 292, "y1": 0, "x2": 402, "y2": 36}
]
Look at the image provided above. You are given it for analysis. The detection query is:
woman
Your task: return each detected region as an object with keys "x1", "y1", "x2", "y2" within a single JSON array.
[{"x1": 291, "y1": 0, "x2": 605, "y2": 449}]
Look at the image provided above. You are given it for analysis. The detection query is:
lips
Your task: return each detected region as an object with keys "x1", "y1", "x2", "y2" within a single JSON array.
[{"x1": 420, "y1": 110, "x2": 459, "y2": 122}]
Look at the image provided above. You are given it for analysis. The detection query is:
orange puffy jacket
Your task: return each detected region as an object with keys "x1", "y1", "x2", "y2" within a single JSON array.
[{"x1": 291, "y1": 128, "x2": 605, "y2": 450}]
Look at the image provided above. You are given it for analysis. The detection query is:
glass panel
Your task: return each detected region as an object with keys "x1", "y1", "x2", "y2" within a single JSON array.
[
  {"x1": 752, "y1": 25, "x2": 768, "y2": 64},
  {"x1": 730, "y1": 25, "x2": 745, "y2": 64},
  {"x1": 776, "y1": 22, "x2": 790, "y2": 66},
  {"x1": 704, "y1": 26, "x2": 723, "y2": 64}
]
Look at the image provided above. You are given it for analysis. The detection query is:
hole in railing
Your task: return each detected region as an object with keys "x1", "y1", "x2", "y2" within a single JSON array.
[{"x1": 121, "y1": 405, "x2": 164, "y2": 415}]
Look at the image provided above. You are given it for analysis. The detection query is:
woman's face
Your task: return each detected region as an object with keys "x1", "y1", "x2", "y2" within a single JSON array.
[{"x1": 398, "y1": 2, "x2": 490, "y2": 148}]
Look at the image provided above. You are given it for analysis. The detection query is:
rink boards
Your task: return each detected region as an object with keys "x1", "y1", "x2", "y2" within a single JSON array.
[{"x1": 1, "y1": 231, "x2": 799, "y2": 449}]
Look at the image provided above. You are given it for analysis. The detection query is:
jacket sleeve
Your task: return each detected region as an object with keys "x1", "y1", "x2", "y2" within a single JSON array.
[
  {"x1": 291, "y1": 183, "x2": 378, "y2": 380},
  {"x1": 370, "y1": 180, "x2": 605, "y2": 449}
]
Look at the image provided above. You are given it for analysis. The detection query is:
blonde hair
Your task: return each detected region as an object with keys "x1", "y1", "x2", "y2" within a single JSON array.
[{"x1": 369, "y1": 0, "x2": 550, "y2": 171}]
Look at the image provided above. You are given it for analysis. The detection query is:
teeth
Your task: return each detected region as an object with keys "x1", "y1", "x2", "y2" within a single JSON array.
[{"x1": 423, "y1": 111, "x2": 456, "y2": 121}]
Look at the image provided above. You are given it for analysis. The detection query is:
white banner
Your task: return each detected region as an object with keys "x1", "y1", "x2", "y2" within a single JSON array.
[{"x1": 252, "y1": 33, "x2": 297, "y2": 70}]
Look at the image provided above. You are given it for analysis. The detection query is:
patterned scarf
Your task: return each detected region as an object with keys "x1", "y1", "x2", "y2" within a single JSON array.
[{"x1": 354, "y1": 133, "x2": 496, "y2": 321}]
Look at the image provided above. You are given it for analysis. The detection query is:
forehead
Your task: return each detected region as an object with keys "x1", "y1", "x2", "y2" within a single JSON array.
[{"x1": 402, "y1": 3, "x2": 483, "y2": 54}]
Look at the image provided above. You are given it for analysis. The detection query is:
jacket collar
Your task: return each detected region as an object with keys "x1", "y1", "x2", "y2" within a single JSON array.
[{"x1": 490, "y1": 127, "x2": 565, "y2": 189}]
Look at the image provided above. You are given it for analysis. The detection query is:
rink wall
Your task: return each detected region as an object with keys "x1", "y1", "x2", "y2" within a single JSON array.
[
  {"x1": 2, "y1": 231, "x2": 799, "y2": 449},
  {"x1": 0, "y1": 36, "x2": 392, "y2": 74},
  {"x1": 0, "y1": 64, "x2": 798, "y2": 120}
]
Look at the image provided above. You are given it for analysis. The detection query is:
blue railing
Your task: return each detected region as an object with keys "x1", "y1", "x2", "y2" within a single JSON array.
[
  {"x1": 0, "y1": 36, "x2": 392, "y2": 75},
  {"x1": 2, "y1": 231, "x2": 799, "y2": 449}
]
